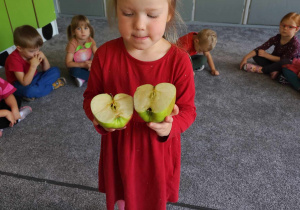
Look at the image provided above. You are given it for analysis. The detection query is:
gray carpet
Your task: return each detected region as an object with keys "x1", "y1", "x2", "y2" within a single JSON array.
[{"x1": 0, "y1": 16, "x2": 299, "y2": 210}]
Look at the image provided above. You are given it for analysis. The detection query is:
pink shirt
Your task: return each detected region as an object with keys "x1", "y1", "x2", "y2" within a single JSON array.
[{"x1": 0, "y1": 78, "x2": 16, "y2": 101}]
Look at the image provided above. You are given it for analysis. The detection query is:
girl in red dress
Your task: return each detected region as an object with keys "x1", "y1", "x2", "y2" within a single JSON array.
[{"x1": 83, "y1": 0, "x2": 196, "y2": 209}]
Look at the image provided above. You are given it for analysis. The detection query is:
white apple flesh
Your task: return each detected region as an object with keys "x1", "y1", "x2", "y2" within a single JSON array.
[
  {"x1": 134, "y1": 83, "x2": 176, "y2": 122},
  {"x1": 91, "y1": 93, "x2": 133, "y2": 128}
]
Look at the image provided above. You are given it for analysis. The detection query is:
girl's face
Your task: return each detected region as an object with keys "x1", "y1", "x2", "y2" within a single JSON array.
[
  {"x1": 279, "y1": 18, "x2": 299, "y2": 38},
  {"x1": 116, "y1": 0, "x2": 171, "y2": 51},
  {"x1": 74, "y1": 21, "x2": 90, "y2": 42}
]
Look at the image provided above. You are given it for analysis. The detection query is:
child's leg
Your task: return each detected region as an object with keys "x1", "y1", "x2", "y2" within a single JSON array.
[
  {"x1": 253, "y1": 56, "x2": 283, "y2": 79},
  {"x1": 253, "y1": 55, "x2": 273, "y2": 67},
  {"x1": 69, "y1": 67, "x2": 90, "y2": 81},
  {"x1": 14, "y1": 67, "x2": 61, "y2": 98},
  {"x1": 282, "y1": 68, "x2": 300, "y2": 91}
]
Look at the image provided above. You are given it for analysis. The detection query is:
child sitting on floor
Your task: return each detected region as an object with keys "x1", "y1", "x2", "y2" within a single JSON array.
[
  {"x1": 240, "y1": 12, "x2": 300, "y2": 80},
  {"x1": 65, "y1": 15, "x2": 97, "y2": 87},
  {"x1": 177, "y1": 29, "x2": 219, "y2": 75},
  {"x1": 0, "y1": 77, "x2": 32, "y2": 137},
  {"x1": 5, "y1": 25, "x2": 66, "y2": 102}
]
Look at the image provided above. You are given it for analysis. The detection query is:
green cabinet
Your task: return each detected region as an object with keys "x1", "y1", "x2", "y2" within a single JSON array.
[
  {"x1": 5, "y1": 0, "x2": 38, "y2": 30},
  {"x1": 0, "y1": 0, "x2": 57, "y2": 54},
  {"x1": 0, "y1": 0, "x2": 14, "y2": 51},
  {"x1": 33, "y1": 0, "x2": 56, "y2": 28}
]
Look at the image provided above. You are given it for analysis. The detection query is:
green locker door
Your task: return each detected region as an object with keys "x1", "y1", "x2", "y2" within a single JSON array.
[
  {"x1": 33, "y1": 0, "x2": 56, "y2": 28},
  {"x1": 5, "y1": 0, "x2": 38, "y2": 30},
  {"x1": 0, "y1": 0, "x2": 13, "y2": 52}
]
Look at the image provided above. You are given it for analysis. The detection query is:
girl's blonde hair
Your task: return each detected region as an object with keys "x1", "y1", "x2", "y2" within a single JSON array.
[
  {"x1": 197, "y1": 29, "x2": 217, "y2": 52},
  {"x1": 280, "y1": 12, "x2": 300, "y2": 26},
  {"x1": 67, "y1": 15, "x2": 95, "y2": 41},
  {"x1": 107, "y1": 0, "x2": 185, "y2": 43}
]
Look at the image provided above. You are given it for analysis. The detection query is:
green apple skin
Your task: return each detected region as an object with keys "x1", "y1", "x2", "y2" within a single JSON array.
[
  {"x1": 137, "y1": 96, "x2": 175, "y2": 122},
  {"x1": 96, "y1": 116, "x2": 132, "y2": 129}
]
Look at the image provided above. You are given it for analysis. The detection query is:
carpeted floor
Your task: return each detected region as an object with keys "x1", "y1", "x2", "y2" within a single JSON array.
[{"x1": 0, "y1": 16, "x2": 299, "y2": 210}]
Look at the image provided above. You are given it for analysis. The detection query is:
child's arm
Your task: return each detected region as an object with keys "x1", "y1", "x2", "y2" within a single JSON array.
[
  {"x1": 92, "y1": 45, "x2": 97, "y2": 54},
  {"x1": 37, "y1": 51, "x2": 51, "y2": 71},
  {"x1": 147, "y1": 53, "x2": 196, "y2": 139},
  {"x1": 83, "y1": 46, "x2": 109, "y2": 135},
  {"x1": 257, "y1": 49, "x2": 280, "y2": 63},
  {"x1": 240, "y1": 50, "x2": 256, "y2": 69},
  {"x1": 240, "y1": 36, "x2": 277, "y2": 69},
  {"x1": 14, "y1": 55, "x2": 40, "y2": 86},
  {"x1": 0, "y1": 109, "x2": 16, "y2": 127},
  {"x1": 4, "y1": 94, "x2": 20, "y2": 121},
  {"x1": 204, "y1": 51, "x2": 219, "y2": 75}
]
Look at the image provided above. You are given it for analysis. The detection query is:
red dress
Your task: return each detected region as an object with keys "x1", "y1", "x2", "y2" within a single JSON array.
[{"x1": 83, "y1": 37, "x2": 196, "y2": 210}]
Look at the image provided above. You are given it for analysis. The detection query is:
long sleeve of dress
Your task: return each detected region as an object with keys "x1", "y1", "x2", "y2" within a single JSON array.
[
  {"x1": 167, "y1": 51, "x2": 196, "y2": 139},
  {"x1": 83, "y1": 45, "x2": 108, "y2": 135},
  {"x1": 254, "y1": 35, "x2": 277, "y2": 52}
]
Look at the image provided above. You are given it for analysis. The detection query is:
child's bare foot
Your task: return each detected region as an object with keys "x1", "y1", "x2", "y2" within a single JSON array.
[
  {"x1": 270, "y1": 71, "x2": 279, "y2": 79},
  {"x1": 243, "y1": 63, "x2": 263, "y2": 73},
  {"x1": 211, "y1": 70, "x2": 219, "y2": 76}
]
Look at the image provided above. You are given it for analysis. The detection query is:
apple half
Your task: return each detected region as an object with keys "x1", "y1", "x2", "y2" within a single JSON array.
[
  {"x1": 134, "y1": 83, "x2": 176, "y2": 122},
  {"x1": 91, "y1": 93, "x2": 133, "y2": 128}
]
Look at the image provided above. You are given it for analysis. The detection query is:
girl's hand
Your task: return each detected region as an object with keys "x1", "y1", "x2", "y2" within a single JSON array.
[
  {"x1": 6, "y1": 111, "x2": 17, "y2": 127},
  {"x1": 211, "y1": 69, "x2": 220, "y2": 76},
  {"x1": 11, "y1": 109, "x2": 21, "y2": 121},
  {"x1": 85, "y1": 60, "x2": 92, "y2": 71},
  {"x1": 258, "y1": 49, "x2": 267, "y2": 58},
  {"x1": 37, "y1": 51, "x2": 46, "y2": 60},
  {"x1": 239, "y1": 58, "x2": 247, "y2": 70},
  {"x1": 92, "y1": 118, "x2": 126, "y2": 132},
  {"x1": 147, "y1": 104, "x2": 179, "y2": 137}
]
